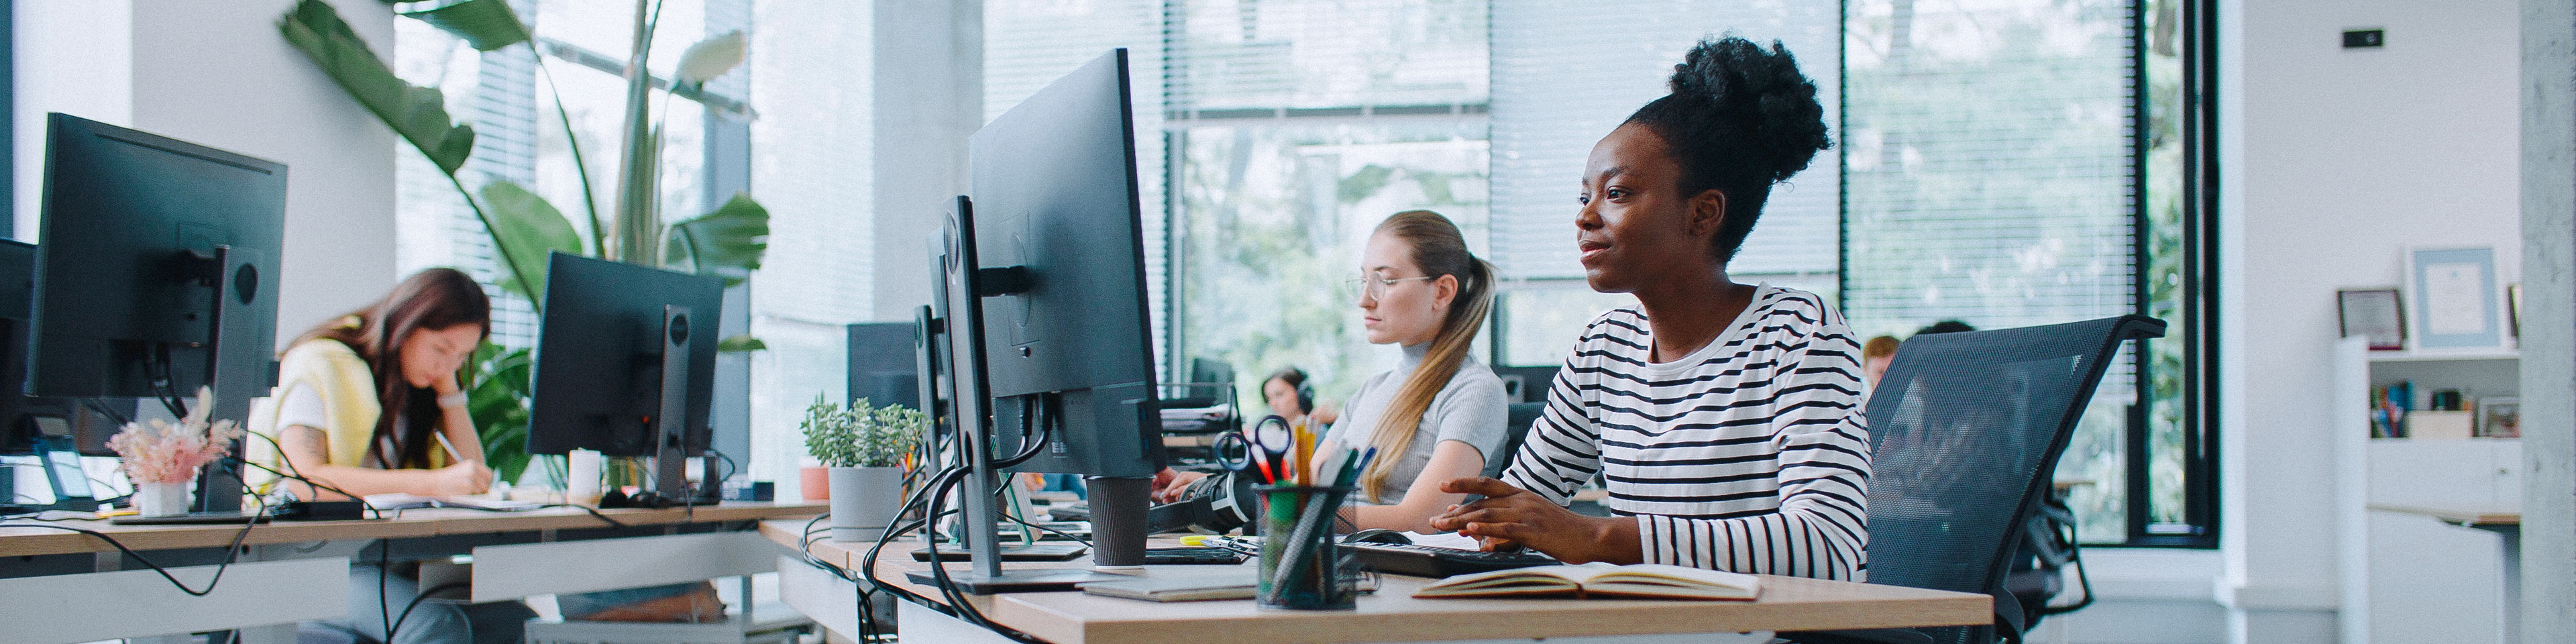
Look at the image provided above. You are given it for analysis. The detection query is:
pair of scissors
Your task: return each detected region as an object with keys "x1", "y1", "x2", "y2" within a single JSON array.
[{"x1": 1213, "y1": 415, "x2": 1295, "y2": 484}]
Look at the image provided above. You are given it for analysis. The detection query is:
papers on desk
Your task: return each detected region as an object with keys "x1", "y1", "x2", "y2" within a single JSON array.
[
  {"x1": 362, "y1": 493, "x2": 545, "y2": 512},
  {"x1": 1079, "y1": 572, "x2": 1256, "y2": 602}
]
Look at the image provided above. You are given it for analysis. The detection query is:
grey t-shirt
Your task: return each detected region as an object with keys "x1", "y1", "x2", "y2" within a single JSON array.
[{"x1": 1321, "y1": 343, "x2": 1510, "y2": 505}]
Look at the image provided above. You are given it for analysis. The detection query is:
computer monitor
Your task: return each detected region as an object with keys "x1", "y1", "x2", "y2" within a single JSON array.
[
  {"x1": 846, "y1": 322, "x2": 920, "y2": 411},
  {"x1": 29, "y1": 114, "x2": 286, "y2": 511},
  {"x1": 527, "y1": 253, "x2": 724, "y2": 503},
  {"x1": 0, "y1": 239, "x2": 130, "y2": 459},
  {"x1": 930, "y1": 48, "x2": 1163, "y2": 584}
]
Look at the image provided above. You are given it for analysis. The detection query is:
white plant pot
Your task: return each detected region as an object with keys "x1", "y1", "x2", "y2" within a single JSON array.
[
  {"x1": 828, "y1": 466, "x2": 904, "y2": 541},
  {"x1": 133, "y1": 480, "x2": 194, "y2": 518}
]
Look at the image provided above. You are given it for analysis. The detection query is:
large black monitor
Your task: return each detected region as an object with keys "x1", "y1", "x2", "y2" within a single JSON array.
[
  {"x1": 30, "y1": 114, "x2": 284, "y2": 426},
  {"x1": 29, "y1": 115, "x2": 285, "y2": 512},
  {"x1": 930, "y1": 48, "x2": 1163, "y2": 586},
  {"x1": 528, "y1": 253, "x2": 724, "y2": 503}
]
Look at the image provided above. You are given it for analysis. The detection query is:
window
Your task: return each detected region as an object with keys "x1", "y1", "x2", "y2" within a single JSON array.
[
  {"x1": 1044, "y1": 0, "x2": 2218, "y2": 547},
  {"x1": 1841, "y1": 0, "x2": 2214, "y2": 546},
  {"x1": 393, "y1": 1, "x2": 877, "y2": 490}
]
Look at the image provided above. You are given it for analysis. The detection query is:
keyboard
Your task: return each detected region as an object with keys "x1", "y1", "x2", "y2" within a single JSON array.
[{"x1": 1344, "y1": 542, "x2": 1560, "y2": 578}]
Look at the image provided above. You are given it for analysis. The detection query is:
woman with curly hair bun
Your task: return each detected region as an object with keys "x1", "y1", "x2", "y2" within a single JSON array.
[{"x1": 1432, "y1": 36, "x2": 1870, "y2": 580}]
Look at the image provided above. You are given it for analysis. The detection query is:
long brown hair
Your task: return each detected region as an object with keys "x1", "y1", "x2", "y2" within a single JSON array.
[
  {"x1": 1360, "y1": 211, "x2": 1495, "y2": 501},
  {"x1": 289, "y1": 268, "x2": 491, "y2": 469}
]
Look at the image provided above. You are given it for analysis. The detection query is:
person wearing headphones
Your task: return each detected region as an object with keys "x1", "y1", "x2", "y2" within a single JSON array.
[{"x1": 1257, "y1": 367, "x2": 1339, "y2": 429}]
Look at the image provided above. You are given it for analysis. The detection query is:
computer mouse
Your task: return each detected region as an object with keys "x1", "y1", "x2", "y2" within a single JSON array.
[{"x1": 1344, "y1": 528, "x2": 1413, "y2": 545}]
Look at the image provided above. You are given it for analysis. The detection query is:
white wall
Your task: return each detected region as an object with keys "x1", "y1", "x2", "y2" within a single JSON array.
[
  {"x1": 2222, "y1": 1, "x2": 2525, "y2": 643},
  {"x1": 15, "y1": 0, "x2": 398, "y2": 348}
]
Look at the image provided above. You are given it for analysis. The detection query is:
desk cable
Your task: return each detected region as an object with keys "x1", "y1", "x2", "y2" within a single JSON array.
[{"x1": 0, "y1": 482, "x2": 269, "y2": 597}]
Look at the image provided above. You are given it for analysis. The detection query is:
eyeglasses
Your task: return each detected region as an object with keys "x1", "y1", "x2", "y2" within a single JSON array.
[{"x1": 1344, "y1": 274, "x2": 1436, "y2": 301}]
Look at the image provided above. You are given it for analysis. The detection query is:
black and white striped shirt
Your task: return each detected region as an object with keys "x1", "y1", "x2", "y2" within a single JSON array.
[{"x1": 1501, "y1": 285, "x2": 1870, "y2": 580}]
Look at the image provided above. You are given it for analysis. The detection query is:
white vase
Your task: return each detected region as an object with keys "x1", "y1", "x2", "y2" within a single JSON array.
[
  {"x1": 828, "y1": 466, "x2": 904, "y2": 541},
  {"x1": 133, "y1": 480, "x2": 193, "y2": 518}
]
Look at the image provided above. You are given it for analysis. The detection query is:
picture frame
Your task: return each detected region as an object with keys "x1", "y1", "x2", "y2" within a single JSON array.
[
  {"x1": 2406, "y1": 246, "x2": 2505, "y2": 350},
  {"x1": 2508, "y1": 282, "x2": 2524, "y2": 342},
  {"x1": 2477, "y1": 396, "x2": 2520, "y2": 439},
  {"x1": 2337, "y1": 288, "x2": 2406, "y2": 351}
]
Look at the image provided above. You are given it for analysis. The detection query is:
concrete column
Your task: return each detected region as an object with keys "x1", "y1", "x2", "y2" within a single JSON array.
[{"x1": 871, "y1": 0, "x2": 982, "y2": 320}]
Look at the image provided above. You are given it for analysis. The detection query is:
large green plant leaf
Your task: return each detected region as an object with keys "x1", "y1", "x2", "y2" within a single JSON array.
[
  {"x1": 665, "y1": 193, "x2": 769, "y2": 284},
  {"x1": 674, "y1": 30, "x2": 747, "y2": 86},
  {"x1": 402, "y1": 0, "x2": 532, "y2": 52},
  {"x1": 479, "y1": 181, "x2": 586, "y2": 301},
  {"x1": 466, "y1": 342, "x2": 534, "y2": 484},
  {"x1": 279, "y1": 0, "x2": 475, "y2": 175}
]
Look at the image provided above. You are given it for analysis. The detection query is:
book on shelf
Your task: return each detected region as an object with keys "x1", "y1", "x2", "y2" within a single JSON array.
[{"x1": 1411, "y1": 561, "x2": 1760, "y2": 601}]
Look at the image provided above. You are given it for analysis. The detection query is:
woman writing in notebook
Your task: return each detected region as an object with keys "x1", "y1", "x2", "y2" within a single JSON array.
[
  {"x1": 1430, "y1": 37, "x2": 1870, "y2": 580},
  {"x1": 247, "y1": 268, "x2": 531, "y2": 644},
  {"x1": 1158, "y1": 211, "x2": 1509, "y2": 533},
  {"x1": 251, "y1": 267, "x2": 491, "y2": 500}
]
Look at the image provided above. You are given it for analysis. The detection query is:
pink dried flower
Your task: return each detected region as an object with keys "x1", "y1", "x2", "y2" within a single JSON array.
[{"x1": 106, "y1": 387, "x2": 245, "y2": 485}]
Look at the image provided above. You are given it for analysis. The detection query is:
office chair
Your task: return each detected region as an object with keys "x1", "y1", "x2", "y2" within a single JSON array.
[
  {"x1": 1481, "y1": 401, "x2": 1546, "y2": 479},
  {"x1": 1785, "y1": 315, "x2": 2163, "y2": 644}
]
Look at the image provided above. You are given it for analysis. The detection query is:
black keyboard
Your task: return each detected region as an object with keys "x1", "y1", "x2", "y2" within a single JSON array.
[{"x1": 1344, "y1": 542, "x2": 1559, "y2": 578}]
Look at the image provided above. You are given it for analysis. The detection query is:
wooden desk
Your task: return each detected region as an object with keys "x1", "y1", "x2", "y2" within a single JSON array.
[
  {"x1": 2369, "y1": 504, "x2": 2521, "y2": 528},
  {"x1": 0, "y1": 502, "x2": 822, "y2": 557},
  {"x1": 0, "y1": 502, "x2": 823, "y2": 644},
  {"x1": 765, "y1": 521, "x2": 1988, "y2": 644}
]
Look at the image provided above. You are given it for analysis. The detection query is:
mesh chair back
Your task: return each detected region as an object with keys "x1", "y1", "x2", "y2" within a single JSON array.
[{"x1": 1862, "y1": 315, "x2": 2162, "y2": 644}]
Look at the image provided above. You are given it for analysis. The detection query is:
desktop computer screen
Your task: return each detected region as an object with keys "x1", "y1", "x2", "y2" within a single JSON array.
[
  {"x1": 527, "y1": 253, "x2": 724, "y2": 501},
  {"x1": 957, "y1": 48, "x2": 1163, "y2": 480},
  {"x1": 934, "y1": 48, "x2": 1162, "y2": 579},
  {"x1": 30, "y1": 113, "x2": 285, "y2": 429}
]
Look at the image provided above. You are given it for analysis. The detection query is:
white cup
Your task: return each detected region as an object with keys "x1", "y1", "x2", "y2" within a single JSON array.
[{"x1": 567, "y1": 449, "x2": 603, "y2": 506}]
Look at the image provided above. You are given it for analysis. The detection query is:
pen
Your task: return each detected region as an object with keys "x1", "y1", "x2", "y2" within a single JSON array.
[{"x1": 433, "y1": 432, "x2": 467, "y2": 464}]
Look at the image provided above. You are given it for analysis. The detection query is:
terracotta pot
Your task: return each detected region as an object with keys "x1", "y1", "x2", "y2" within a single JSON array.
[{"x1": 800, "y1": 466, "x2": 833, "y2": 501}]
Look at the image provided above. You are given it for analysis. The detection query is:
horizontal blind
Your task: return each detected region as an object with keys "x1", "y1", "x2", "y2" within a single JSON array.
[
  {"x1": 1490, "y1": 0, "x2": 1840, "y2": 282},
  {"x1": 1163, "y1": 0, "x2": 1489, "y2": 113},
  {"x1": 1841, "y1": 0, "x2": 2136, "y2": 337},
  {"x1": 984, "y1": 0, "x2": 1171, "y2": 368}
]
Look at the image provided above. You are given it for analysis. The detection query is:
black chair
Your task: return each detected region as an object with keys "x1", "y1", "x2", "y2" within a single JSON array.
[
  {"x1": 1481, "y1": 401, "x2": 1546, "y2": 479},
  {"x1": 1786, "y1": 315, "x2": 2163, "y2": 644}
]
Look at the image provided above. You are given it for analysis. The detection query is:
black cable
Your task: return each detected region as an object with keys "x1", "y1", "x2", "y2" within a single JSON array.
[
  {"x1": 388, "y1": 580, "x2": 472, "y2": 640},
  {"x1": 917, "y1": 464, "x2": 1051, "y2": 644},
  {"x1": 0, "y1": 493, "x2": 266, "y2": 596},
  {"x1": 989, "y1": 396, "x2": 1054, "y2": 470},
  {"x1": 1000, "y1": 512, "x2": 1090, "y2": 548}
]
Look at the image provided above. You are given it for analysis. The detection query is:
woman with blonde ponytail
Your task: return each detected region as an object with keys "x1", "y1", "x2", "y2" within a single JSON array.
[{"x1": 1315, "y1": 209, "x2": 1510, "y2": 533}]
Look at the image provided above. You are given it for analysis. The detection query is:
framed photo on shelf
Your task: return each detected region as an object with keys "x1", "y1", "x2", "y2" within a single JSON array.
[
  {"x1": 2508, "y1": 282, "x2": 2524, "y2": 341},
  {"x1": 2337, "y1": 288, "x2": 2405, "y2": 351},
  {"x1": 2406, "y1": 246, "x2": 2504, "y2": 350},
  {"x1": 2477, "y1": 396, "x2": 2520, "y2": 438}
]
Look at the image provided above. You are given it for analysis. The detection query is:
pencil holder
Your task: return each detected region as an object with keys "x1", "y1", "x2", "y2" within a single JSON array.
[{"x1": 1255, "y1": 484, "x2": 1357, "y2": 610}]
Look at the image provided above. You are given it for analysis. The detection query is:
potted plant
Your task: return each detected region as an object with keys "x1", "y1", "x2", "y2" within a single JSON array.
[
  {"x1": 106, "y1": 388, "x2": 244, "y2": 517},
  {"x1": 802, "y1": 395, "x2": 925, "y2": 539}
]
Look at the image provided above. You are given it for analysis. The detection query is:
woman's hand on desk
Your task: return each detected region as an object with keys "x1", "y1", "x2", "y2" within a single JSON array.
[
  {"x1": 431, "y1": 459, "x2": 492, "y2": 496},
  {"x1": 1428, "y1": 477, "x2": 1642, "y2": 565}
]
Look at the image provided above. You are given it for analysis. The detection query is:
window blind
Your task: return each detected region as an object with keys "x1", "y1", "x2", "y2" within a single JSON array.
[{"x1": 1489, "y1": 1, "x2": 1840, "y2": 283}]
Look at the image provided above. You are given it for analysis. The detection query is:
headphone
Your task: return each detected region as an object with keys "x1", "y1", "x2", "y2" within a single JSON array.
[{"x1": 1273, "y1": 368, "x2": 1316, "y2": 415}]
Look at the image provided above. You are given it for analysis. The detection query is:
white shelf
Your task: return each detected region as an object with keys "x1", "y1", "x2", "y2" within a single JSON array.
[{"x1": 2364, "y1": 348, "x2": 2519, "y2": 363}]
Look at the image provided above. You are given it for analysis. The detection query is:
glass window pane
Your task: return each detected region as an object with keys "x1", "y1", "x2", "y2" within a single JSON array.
[{"x1": 1843, "y1": 0, "x2": 2139, "y2": 542}]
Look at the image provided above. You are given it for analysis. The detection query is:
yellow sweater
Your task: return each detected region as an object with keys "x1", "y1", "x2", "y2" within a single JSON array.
[{"x1": 246, "y1": 337, "x2": 447, "y2": 492}]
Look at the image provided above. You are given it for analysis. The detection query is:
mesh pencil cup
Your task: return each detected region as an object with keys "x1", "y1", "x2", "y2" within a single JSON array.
[{"x1": 1256, "y1": 484, "x2": 1358, "y2": 610}]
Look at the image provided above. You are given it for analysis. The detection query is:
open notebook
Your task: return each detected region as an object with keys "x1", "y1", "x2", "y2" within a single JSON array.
[
  {"x1": 1411, "y1": 561, "x2": 1761, "y2": 600},
  {"x1": 362, "y1": 493, "x2": 546, "y2": 512}
]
